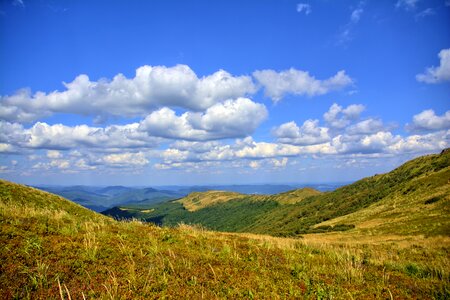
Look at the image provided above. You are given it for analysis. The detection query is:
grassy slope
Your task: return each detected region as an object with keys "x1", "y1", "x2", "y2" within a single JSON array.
[
  {"x1": 1, "y1": 179, "x2": 449, "y2": 299},
  {"x1": 246, "y1": 150, "x2": 450, "y2": 236},
  {"x1": 105, "y1": 151, "x2": 449, "y2": 237}
]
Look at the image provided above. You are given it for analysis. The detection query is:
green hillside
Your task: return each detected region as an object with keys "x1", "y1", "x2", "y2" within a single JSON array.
[
  {"x1": 1, "y1": 179, "x2": 449, "y2": 298},
  {"x1": 104, "y1": 150, "x2": 450, "y2": 237}
]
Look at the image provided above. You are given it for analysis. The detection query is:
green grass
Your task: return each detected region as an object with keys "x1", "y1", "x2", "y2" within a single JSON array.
[{"x1": 1, "y1": 179, "x2": 449, "y2": 298}]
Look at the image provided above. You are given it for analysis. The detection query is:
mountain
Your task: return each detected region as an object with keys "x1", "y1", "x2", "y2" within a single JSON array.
[
  {"x1": 104, "y1": 150, "x2": 450, "y2": 237},
  {"x1": 1, "y1": 177, "x2": 449, "y2": 298},
  {"x1": 38, "y1": 185, "x2": 183, "y2": 212}
]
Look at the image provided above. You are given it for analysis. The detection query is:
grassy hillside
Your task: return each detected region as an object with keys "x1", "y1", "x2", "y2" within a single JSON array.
[
  {"x1": 177, "y1": 190, "x2": 250, "y2": 211},
  {"x1": 247, "y1": 149, "x2": 450, "y2": 236},
  {"x1": 106, "y1": 150, "x2": 449, "y2": 237},
  {"x1": 1, "y1": 179, "x2": 449, "y2": 299}
]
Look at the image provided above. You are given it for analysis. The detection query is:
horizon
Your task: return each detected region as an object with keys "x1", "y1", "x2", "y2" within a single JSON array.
[
  {"x1": 1, "y1": 0, "x2": 449, "y2": 186},
  {"x1": 31, "y1": 181, "x2": 351, "y2": 188}
]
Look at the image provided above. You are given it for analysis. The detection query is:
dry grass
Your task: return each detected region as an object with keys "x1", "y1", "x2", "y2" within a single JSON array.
[{"x1": 177, "y1": 190, "x2": 249, "y2": 211}]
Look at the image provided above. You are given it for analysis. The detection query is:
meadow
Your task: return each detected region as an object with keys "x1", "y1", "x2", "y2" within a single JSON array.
[{"x1": 1, "y1": 179, "x2": 449, "y2": 299}]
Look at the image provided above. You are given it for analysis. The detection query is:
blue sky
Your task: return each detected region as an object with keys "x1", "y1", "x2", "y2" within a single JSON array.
[{"x1": 0, "y1": 0, "x2": 449, "y2": 186}]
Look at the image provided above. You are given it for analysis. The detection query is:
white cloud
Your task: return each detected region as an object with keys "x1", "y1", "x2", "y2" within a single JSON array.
[
  {"x1": 396, "y1": 0, "x2": 419, "y2": 10},
  {"x1": 408, "y1": 109, "x2": 450, "y2": 131},
  {"x1": 47, "y1": 150, "x2": 62, "y2": 159},
  {"x1": 0, "y1": 121, "x2": 160, "y2": 150},
  {"x1": 416, "y1": 48, "x2": 450, "y2": 83},
  {"x1": 323, "y1": 103, "x2": 365, "y2": 129},
  {"x1": 170, "y1": 141, "x2": 221, "y2": 153},
  {"x1": 50, "y1": 159, "x2": 70, "y2": 169},
  {"x1": 297, "y1": 3, "x2": 312, "y2": 15},
  {"x1": 249, "y1": 161, "x2": 261, "y2": 169},
  {"x1": 27, "y1": 122, "x2": 157, "y2": 150},
  {"x1": 253, "y1": 69, "x2": 353, "y2": 101},
  {"x1": 75, "y1": 159, "x2": 96, "y2": 170},
  {"x1": 346, "y1": 118, "x2": 385, "y2": 135},
  {"x1": 351, "y1": 8, "x2": 363, "y2": 23},
  {"x1": 415, "y1": 7, "x2": 435, "y2": 19},
  {"x1": 0, "y1": 166, "x2": 10, "y2": 173},
  {"x1": 102, "y1": 152, "x2": 149, "y2": 167},
  {"x1": 272, "y1": 120, "x2": 330, "y2": 145},
  {"x1": 0, "y1": 65, "x2": 256, "y2": 123},
  {"x1": 336, "y1": 3, "x2": 365, "y2": 46},
  {"x1": 0, "y1": 98, "x2": 266, "y2": 151},
  {"x1": 388, "y1": 130, "x2": 449, "y2": 153},
  {"x1": 0, "y1": 143, "x2": 15, "y2": 153},
  {"x1": 332, "y1": 131, "x2": 401, "y2": 154},
  {"x1": 12, "y1": 0, "x2": 25, "y2": 8},
  {"x1": 234, "y1": 139, "x2": 301, "y2": 159},
  {"x1": 271, "y1": 157, "x2": 288, "y2": 168},
  {"x1": 139, "y1": 98, "x2": 267, "y2": 141}
]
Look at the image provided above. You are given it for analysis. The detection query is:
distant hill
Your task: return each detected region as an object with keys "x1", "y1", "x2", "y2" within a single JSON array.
[
  {"x1": 37, "y1": 185, "x2": 183, "y2": 212},
  {"x1": 104, "y1": 150, "x2": 450, "y2": 237}
]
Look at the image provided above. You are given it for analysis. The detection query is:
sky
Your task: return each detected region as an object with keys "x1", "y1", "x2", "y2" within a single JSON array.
[{"x1": 0, "y1": 0, "x2": 449, "y2": 186}]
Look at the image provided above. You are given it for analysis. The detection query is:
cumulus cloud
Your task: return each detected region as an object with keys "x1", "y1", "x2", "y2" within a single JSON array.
[
  {"x1": 271, "y1": 157, "x2": 288, "y2": 168},
  {"x1": 416, "y1": 48, "x2": 450, "y2": 83},
  {"x1": 346, "y1": 118, "x2": 385, "y2": 135},
  {"x1": 0, "y1": 65, "x2": 256, "y2": 123},
  {"x1": 234, "y1": 138, "x2": 301, "y2": 159},
  {"x1": 332, "y1": 131, "x2": 401, "y2": 154},
  {"x1": 0, "y1": 143, "x2": 16, "y2": 153},
  {"x1": 32, "y1": 159, "x2": 71, "y2": 171},
  {"x1": 169, "y1": 141, "x2": 221, "y2": 153},
  {"x1": 139, "y1": 98, "x2": 267, "y2": 141},
  {"x1": 0, "y1": 121, "x2": 160, "y2": 150},
  {"x1": 47, "y1": 150, "x2": 62, "y2": 159},
  {"x1": 253, "y1": 69, "x2": 353, "y2": 102},
  {"x1": 297, "y1": 3, "x2": 312, "y2": 15},
  {"x1": 272, "y1": 120, "x2": 330, "y2": 145},
  {"x1": 0, "y1": 98, "x2": 266, "y2": 152},
  {"x1": 101, "y1": 152, "x2": 149, "y2": 167},
  {"x1": 389, "y1": 130, "x2": 449, "y2": 154},
  {"x1": 324, "y1": 103, "x2": 365, "y2": 129},
  {"x1": 407, "y1": 109, "x2": 450, "y2": 131}
]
